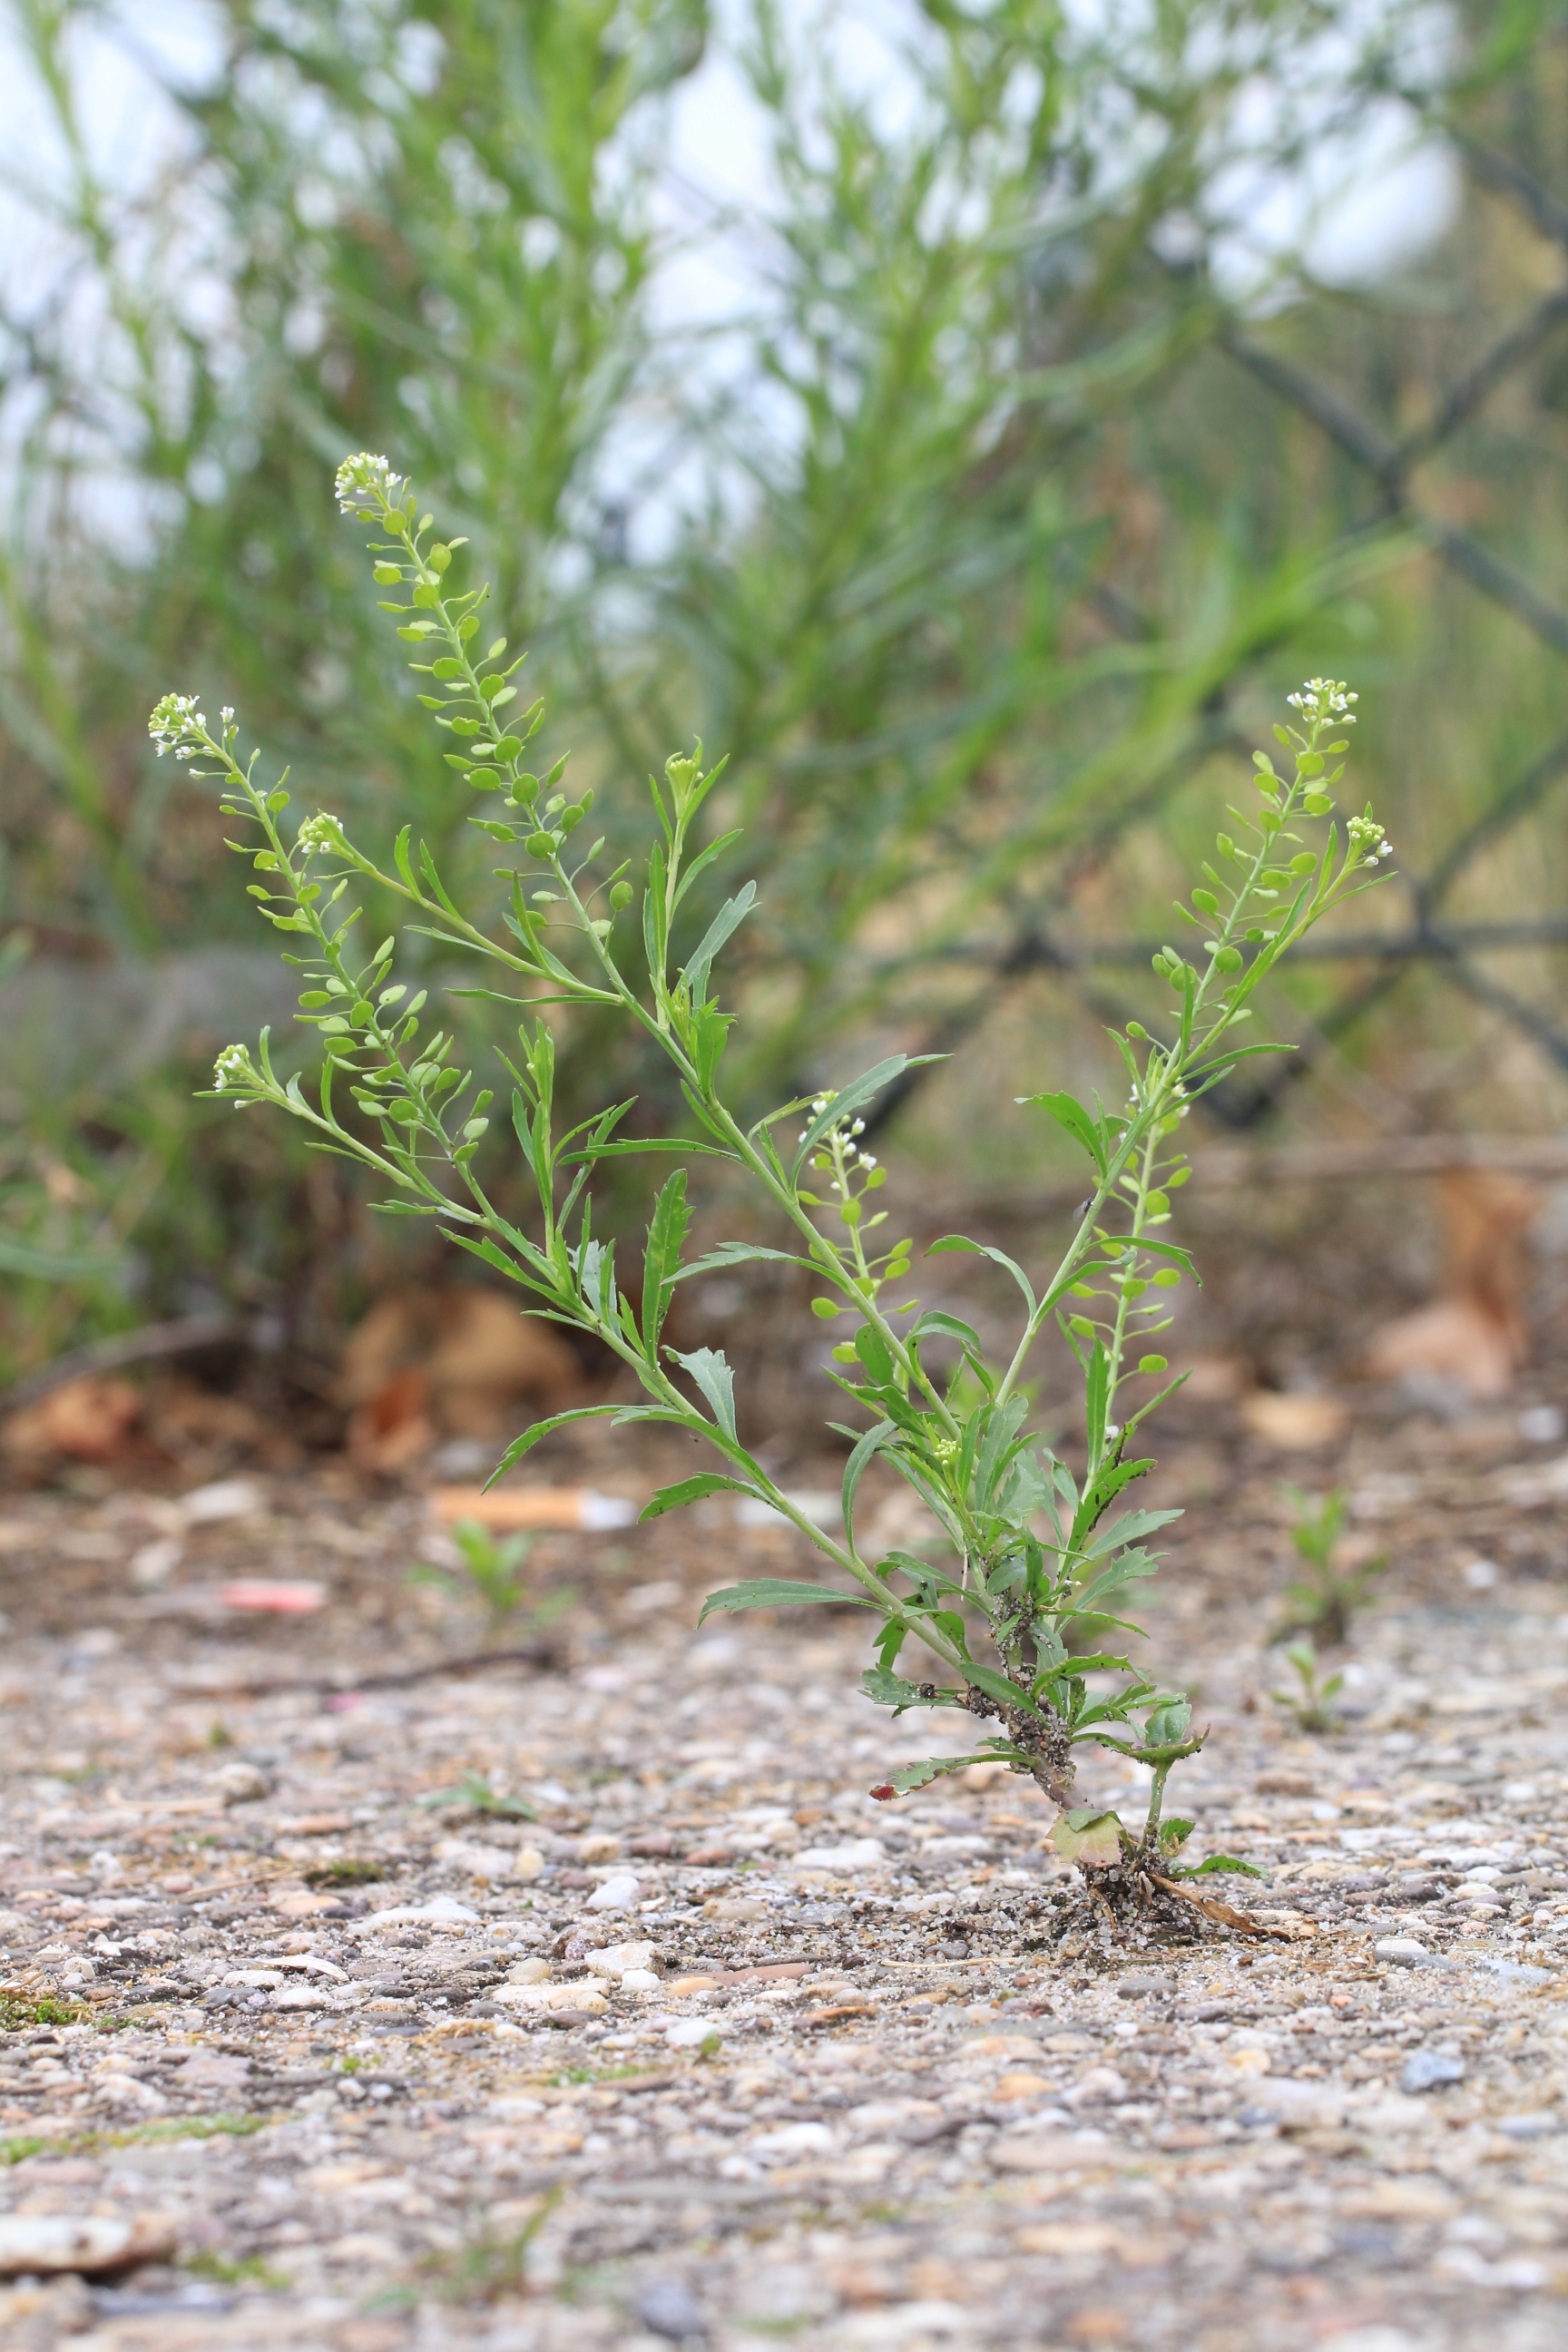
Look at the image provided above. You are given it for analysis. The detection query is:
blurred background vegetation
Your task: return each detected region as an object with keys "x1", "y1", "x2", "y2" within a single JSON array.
[{"x1": 5, "y1": 0, "x2": 1568, "y2": 1406}]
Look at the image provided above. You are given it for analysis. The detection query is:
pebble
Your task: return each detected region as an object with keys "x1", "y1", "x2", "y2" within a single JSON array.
[
  {"x1": 0, "y1": 2214, "x2": 162, "y2": 2277},
  {"x1": 791, "y1": 1838, "x2": 885, "y2": 1869},
  {"x1": 1401, "y1": 2049, "x2": 1465, "y2": 2092},
  {"x1": 585, "y1": 1939, "x2": 656, "y2": 1980},
  {"x1": 666, "y1": 2017, "x2": 722, "y2": 2048},
  {"x1": 1372, "y1": 1937, "x2": 1433, "y2": 1967},
  {"x1": 585, "y1": 1870, "x2": 642, "y2": 1911},
  {"x1": 637, "y1": 2278, "x2": 708, "y2": 2341}
]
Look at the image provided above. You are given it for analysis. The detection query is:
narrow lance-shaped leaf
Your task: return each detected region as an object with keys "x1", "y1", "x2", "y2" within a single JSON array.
[
  {"x1": 698, "y1": 1580, "x2": 877, "y2": 1622},
  {"x1": 641, "y1": 1168, "x2": 691, "y2": 1356}
]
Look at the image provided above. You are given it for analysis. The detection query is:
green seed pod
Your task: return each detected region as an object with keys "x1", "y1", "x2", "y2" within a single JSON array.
[{"x1": 609, "y1": 880, "x2": 634, "y2": 911}]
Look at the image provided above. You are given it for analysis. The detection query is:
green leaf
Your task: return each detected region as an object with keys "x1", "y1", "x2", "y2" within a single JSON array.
[
  {"x1": 672, "y1": 1241, "x2": 812, "y2": 1281},
  {"x1": 926, "y1": 1234, "x2": 1037, "y2": 1316},
  {"x1": 641, "y1": 1168, "x2": 691, "y2": 1356},
  {"x1": 697, "y1": 1580, "x2": 876, "y2": 1622},
  {"x1": 1177, "y1": 1854, "x2": 1265, "y2": 1879},
  {"x1": 865, "y1": 1655, "x2": 964, "y2": 1711},
  {"x1": 671, "y1": 1345, "x2": 737, "y2": 1439},
  {"x1": 791, "y1": 1054, "x2": 939, "y2": 1175},
  {"x1": 485, "y1": 1406, "x2": 622, "y2": 1483},
  {"x1": 1142, "y1": 1697, "x2": 1193, "y2": 1748},
  {"x1": 639, "y1": 1473, "x2": 756, "y2": 1522},
  {"x1": 1022, "y1": 1090, "x2": 1109, "y2": 1176},
  {"x1": 1158, "y1": 1818, "x2": 1195, "y2": 1852},
  {"x1": 842, "y1": 1419, "x2": 896, "y2": 1552},
  {"x1": 886, "y1": 1754, "x2": 1002, "y2": 1796},
  {"x1": 682, "y1": 879, "x2": 756, "y2": 1005}
]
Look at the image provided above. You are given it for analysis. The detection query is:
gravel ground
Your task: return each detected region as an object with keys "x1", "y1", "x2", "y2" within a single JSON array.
[{"x1": 5, "y1": 1414, "x2": 1568, "y2": 2352}]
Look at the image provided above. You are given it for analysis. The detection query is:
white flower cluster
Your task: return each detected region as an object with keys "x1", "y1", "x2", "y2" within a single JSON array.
[
  {"x1": 212, "y1": 1044, "x2": 255, "y2": 1093},
  {"x1": 1348, "y1": 812, "x2": 1394, "y2": 866},
  {"x1": 798, "y1": 1093, "x2": 876, "y2": 1169},
  {"x1": 1285, "y1": 677, "x2": 1357, "y2": 723},
  {"x1": 334, "y1": 452, "x2": 401, "y2": 512},
  {"x1": 148, "y1": 692, "x2": 207, "y2": 759},
  {"x1": 296, "y1": 811, "x2": 348, "y2": 859}
]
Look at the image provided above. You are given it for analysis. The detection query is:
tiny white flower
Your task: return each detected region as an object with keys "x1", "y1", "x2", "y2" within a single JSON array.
[
  {"x1": 212, "y1": 1044, "x2": 254, "y2": 1093},
  {"x1": 296, "y1": 811, "x2": 347, "y2": 858},
  {"x1": 334, "y1": 452, "x2": 401, "y2": 511}
]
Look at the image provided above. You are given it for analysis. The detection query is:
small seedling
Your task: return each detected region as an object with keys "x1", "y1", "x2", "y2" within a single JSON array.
[
  {"x1": 1276, "y1": 1485, "x2": 1382, "y2": 1645},
  {"x1": 415, "y1": 1769, "x2": 537, "y2": 1820},
  {"x1": 165, "y1": 455, "x2": 1393, "y2": 1919},
  {"x1": 411, "y1": 1515, "x2": 534, "y2": 1636},
  {"x1": 1270, "y1": 1639, "x2": 1344, "y2": 1734},
  {"x1": 421, "y1": 2187, "x2": 561, "y2": 2303}
]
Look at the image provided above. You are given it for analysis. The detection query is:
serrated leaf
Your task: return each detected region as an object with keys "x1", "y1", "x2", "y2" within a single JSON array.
[
  {"x1": 887, "y1": 1753, "x2": 1000, "y2": 1796},
  {"x1": 1177, "y1": 1853, "x2": 1264, "y2": 1879},
  {"x1": 639, "y1": 1473, "x2": 754, "y2": 1521},
  {"x1": 641, "y1": 1168, "x2": 691, "y2": 1355},
  {"x1": 859, "y1": 1664, "x2": 966, "y2": 1711},
  {"x1": 697, "y1": 1579, "x2": 875, "y2": 1622},
  {"x1": 485, "y1": 1406, "x2": 622, "y2": 1483},
  {"x1": 670, "y1": 1345, "x2": 737, "y2": 1439}
]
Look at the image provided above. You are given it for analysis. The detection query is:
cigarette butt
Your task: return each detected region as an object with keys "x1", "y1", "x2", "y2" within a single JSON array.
[{"x1": 429, "y1": 1485, "x2": 637, "y2": 1532}]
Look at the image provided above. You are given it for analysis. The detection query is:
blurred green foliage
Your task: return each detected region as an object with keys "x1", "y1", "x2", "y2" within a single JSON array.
[{"x1": 4, "y1": 0, "x2": 1568, "y2": 1379}]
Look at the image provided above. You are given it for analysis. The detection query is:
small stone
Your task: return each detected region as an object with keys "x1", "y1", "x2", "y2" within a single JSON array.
[
  {"x1": 1402, "y1": 2048, "x2": 1465, "y2": 2092},
  {"x1": 493, "y1": 1982, "x2": 608, "y2": 2015},
  {"x1": 512, "y1": 1847, "x2": 545, "y2": 1880},
  {"x1": 1373, "y1": 1937, "x2": 1431, "y2": 1967},
  {"x1": 212, "y1": 1760, "x2": 273, "y2": 1806},
  {"x1": 0, "y1": 2213, "x2": 169, "y2": 2277},
  {"x1": 1115, "y1": 1973, "x2": 1173, "y2": 1999},
  {"x1": 585, "y1": 1941, "x2": 656, "y2": 1980},
  {"x1": 636, "y1": 2277, "x2": 707, "y2": 2341},
  {"x1": 579, "y1": 1832, "x2": 622, "y2": 1863},
  {"x1": 505, "y1": 1957, "x2": 552, "y2": 1985},
  {"x1": 586, "y1": 1871, "x2": 642, "y2": 1912},
  {"x1": 666, "y1": 2017, "x2": 721, "y2": 2049},
  {"x1": 348, "y1": 1896, "x2": 478, "y2": 1934},
  {"x1": 622, "y1": 1967, "x2": 662, "y2": 1992},
  {"x1": 791, "y1": 1838, "x2": 885, "y2": 1870},
  {"x1": 938, "y1": 1938, "x2": 970, "y2": 1959},
  {"x1": 704, "y1": 1896, "x2": 768, "y2": 1924}
]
